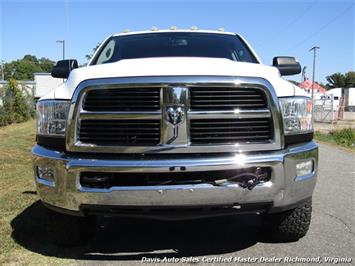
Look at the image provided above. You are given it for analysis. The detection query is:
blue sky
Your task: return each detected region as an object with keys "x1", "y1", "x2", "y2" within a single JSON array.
[{"x1": 0, "y1": 0, "x2": 354, "y2": 82}]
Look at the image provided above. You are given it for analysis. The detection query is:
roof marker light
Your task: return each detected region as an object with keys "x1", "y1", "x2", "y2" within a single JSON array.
[
  {"x1": 170, "y1": 26, "x2": 178, "y2": 30},
  {"x1": 190, "y1": 26, "x2": 198, "y2": 30},
  {"x1": 218, "y1": 27, "x2": 225, "y2": 32},
  {"x1": 122, "y1": 29, "x2": 130, "y2": 33},
  {"x1": 151, "y1": 26, "x2": 158, "y2": 31}
]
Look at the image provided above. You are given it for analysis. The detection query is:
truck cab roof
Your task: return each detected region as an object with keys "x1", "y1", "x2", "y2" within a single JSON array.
[{"x1": 112, "y1": 29, "x2": 236, "y2": 37}]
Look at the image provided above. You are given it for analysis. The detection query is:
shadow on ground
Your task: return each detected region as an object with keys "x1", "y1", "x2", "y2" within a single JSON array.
[{"x1": 11, "y1": 201, "x2": 266, "y2": 261}]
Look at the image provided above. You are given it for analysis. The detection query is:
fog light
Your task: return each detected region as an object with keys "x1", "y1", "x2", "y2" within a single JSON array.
[
  {"x1": 296, "y1": 160, "x2": 313, "y2": 177},
  {"x1": 37, "y1": 166, "x2": 54, "y2": 181}
]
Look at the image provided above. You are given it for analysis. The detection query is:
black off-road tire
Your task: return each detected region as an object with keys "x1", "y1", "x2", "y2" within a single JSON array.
[
  {"x1": 261, "y1": 199, "x2": 312, "y2": 241},
  {"x1": 45, "y1": 208, "x2": 97, "y2": 247}
]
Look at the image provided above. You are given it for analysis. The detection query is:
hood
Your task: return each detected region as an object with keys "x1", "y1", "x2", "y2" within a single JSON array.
[{"x1": 50, "y1": 57, "x2": 301, "y2": 99}]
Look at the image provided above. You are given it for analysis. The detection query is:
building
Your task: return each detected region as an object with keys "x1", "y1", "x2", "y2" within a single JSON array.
[
  {"x1": 298, "y1": 79, "x2": 327, "y2": 94},
  {"x1": 34, "y1": 73, "x2": 63, "y2": 99}
]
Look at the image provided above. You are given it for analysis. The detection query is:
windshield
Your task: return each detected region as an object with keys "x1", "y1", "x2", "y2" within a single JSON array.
[{"x1": 92, "y1": 32, "x2": 258, "y2": 65}]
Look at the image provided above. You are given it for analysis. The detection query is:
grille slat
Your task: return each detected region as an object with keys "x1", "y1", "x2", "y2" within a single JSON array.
[
  {"x1": 85, "y1": 96, "x2": 159, "y2": 99},
  {"x1": 191, "y1": 90, "x2": 259, "y2": 93},
  {"x1": 84, "y1": 99, "x2": 159, "y2": 103},
  {"x1": 80, "y1": 137, "x2": 160, "y2": 141},
  {"x1": 194, "y1": 94, "x2": 260, "y2": 99},
  {"x1": 190, "y1": 87, "x2": 267, "y2": 110},
  {"x1": 191, "y1": 130, "x2": 272, "y2": 136},
  {"x1": 86, "y1": 92, "x2": 159, "y2": 95},
  {"x1": 191, "y1": 135, "x2": 272, "y2": 140},
  {"x1": 80, "y1": 132, "x2": 159, "y2": 136},
  {"x1": 80, "y1": 127, "x2": 159, "y2": 132},
  {"x1": 80, "y1": 121, "x2": 160, "y2": 126},
  {"x1": 83, "y1": 88, "x2": 161, "y2": 111},
  {"x1": 83, "y1": 104, "x2": 160, "y2": 107},
  {"x1": 192, "y1": 125, "x2": 270, "y2": 130},
  {"x1": 190, "y1": 118, "x2": 273, "y2": 145},
  {"x1": 79, "y1": 119, "x2": 160, "y2": 146},
  {"x1": 191, "y1": 120, "x2": 269, "y2": 125},
  {"x1": 191, "y1": 99, "x2": 265, "y2": 103},
  {"x1": 191, "y1": 104, "x2": 266, "y2": 108},
  {"x1": 85, "y1": 91, "x2": 160, "y2": 95},
  {"x1": 85, "y1": 98, "x2": 159, "y2": 102}
]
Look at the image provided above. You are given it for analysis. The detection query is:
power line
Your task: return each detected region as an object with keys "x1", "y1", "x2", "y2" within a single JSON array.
[
  {"x1": 286, "y1": 4, "x2": 354, "y2": 52},
  {"x1": 270, "y1": 1, "x2": 318, "y2": 41},
  {"x1": 254, "y1": 0, "x2": 318, "y2": 46}
]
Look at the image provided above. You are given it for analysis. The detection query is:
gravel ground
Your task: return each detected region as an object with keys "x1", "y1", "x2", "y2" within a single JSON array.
[{"x1": 76, "y1": 143, "x2": 354, "y2": 266}]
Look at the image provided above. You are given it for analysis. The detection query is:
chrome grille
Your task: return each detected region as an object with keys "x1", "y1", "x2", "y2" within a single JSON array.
[
  {"x1": 190, "y1": 118, "x2": 273, "y2": 144},
  {"x1": 190, "y1": 87, "x2": 267, "y2": 110},
  {"x1": 83, "y1": 88, "x2": 160, "y2": 111},
  {"x1": 79, "y1": 119, "x2": 160, "y2": 146},
  {"x1": 68, "y1": 76, "x2": 282, "y2": 153}
]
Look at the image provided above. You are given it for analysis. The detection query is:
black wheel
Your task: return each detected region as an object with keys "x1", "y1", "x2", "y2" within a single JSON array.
[
  {"x1": 45, "y1": 208, "x2": 97, "y2": 247},
  {"x1": 261, "y1": 199, "x2": 312, "y2": 241}
]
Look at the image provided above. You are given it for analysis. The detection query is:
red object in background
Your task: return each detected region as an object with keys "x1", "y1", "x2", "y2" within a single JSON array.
[{"x1": 299, "y1": 79, "x2": 326, "y2": 93}]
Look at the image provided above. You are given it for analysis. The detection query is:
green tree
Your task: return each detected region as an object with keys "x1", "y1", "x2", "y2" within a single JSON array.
[
  {"x1": 326, "y1": 73, "x2": 346, "y2": 89},
  {"x1": 1, "y1": 79, "x2": 34, "y2": 125},
  {"x1": 23, "y1": 54, "x2": 39, "y2": 64},
  {"x1": 3, "y1": 55, "x2": 55, "y2": 80},
  {"x1": 39, "y1": 57, "x2": 56, "y2": 72},
  {"x1": 345, "y1": 71, "x2": 355, "y2": 87}
]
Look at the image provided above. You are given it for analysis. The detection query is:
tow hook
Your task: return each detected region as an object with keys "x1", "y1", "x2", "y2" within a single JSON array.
[
  {"x1": 214, "y1": 176, "x2": 260, "y2": 190},
  {"x1": 213, "y1": 167, "x2": 269, "y2": 190},
  {"x1": 241, "y1": 177, "x2": 260, "y2": 190}
]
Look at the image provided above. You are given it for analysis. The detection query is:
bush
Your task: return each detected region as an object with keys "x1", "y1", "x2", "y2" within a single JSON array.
[
  {"x1": 0, "y1": 105, "x2": 7, "y2": 126},
  {"x1": 0, "y1": 79, "x2": 35, "y2": 126},
  {"x1": 330, "y1": 128, "x2": 355, "y2": 147}
]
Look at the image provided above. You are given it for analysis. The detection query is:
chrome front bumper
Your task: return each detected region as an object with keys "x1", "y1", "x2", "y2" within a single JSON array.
[{"x1": 32, "y1": 141, "x2": 318, "y2": 215}]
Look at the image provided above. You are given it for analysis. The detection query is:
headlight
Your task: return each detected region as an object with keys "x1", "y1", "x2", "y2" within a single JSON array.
[
  {"x1": 36, "y1": 100, "x2": 70, "y2": 136},
  {"x1": 279, "y1": 97, "x2": 313, "y2": 135}
]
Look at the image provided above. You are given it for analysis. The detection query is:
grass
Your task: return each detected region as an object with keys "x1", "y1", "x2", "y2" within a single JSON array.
[
  {"x1": 0, "y1": 121, "x2": 76, "y2": 265},
  {"x1": 315, "y1": 128, "x2": 355, "y2": 151}
]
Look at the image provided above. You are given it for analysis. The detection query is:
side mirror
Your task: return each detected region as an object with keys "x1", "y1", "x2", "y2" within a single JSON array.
[
  {"x1": 272, "y1": 56, "x2": 301, "y2": 76},
  {"x1": 51, "y1": 59, "x2": 78, "y2": 79}
]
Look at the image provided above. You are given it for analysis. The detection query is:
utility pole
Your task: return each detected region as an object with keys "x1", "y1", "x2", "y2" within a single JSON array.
[
  {"x1": 56, "y1": 40, "x2": 65, "y2": 60},
  {"x1": 0, "y1": 60, "x2": 4, "y2": 80},
  {"x1": 309, "y1": 46, "x2": 320, "y2": 115}
]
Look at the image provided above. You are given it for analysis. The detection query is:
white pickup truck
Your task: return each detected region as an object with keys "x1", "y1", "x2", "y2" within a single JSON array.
[{"x1": 33, "y1": 29, "x2": 318, "y2": 245}]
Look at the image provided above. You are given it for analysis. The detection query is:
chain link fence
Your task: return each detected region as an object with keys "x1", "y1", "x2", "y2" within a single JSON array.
[{"x1": 313, "y1": 96, "x2": 339, "y2": 123}]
